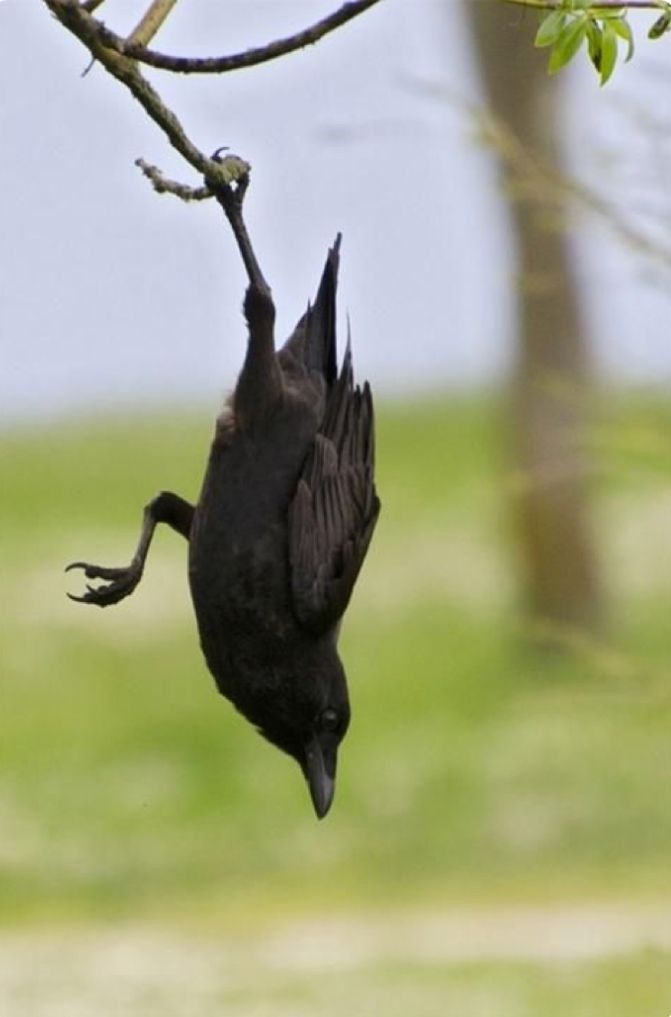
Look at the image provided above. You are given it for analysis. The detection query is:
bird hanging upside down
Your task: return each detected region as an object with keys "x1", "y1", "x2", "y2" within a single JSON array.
[{"x1": 66, "y1": 171, "x2": 380, "y2": 819}]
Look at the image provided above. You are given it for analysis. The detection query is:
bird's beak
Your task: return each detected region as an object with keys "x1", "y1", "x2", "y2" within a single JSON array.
[{"x1": 304, "y1": 735, "x2": 337, "y2": 820}]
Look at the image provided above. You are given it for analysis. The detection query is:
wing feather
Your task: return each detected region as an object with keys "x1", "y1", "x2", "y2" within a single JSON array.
[{"x1": 289, "y1": 342, "x2": 380, "y2": 633}]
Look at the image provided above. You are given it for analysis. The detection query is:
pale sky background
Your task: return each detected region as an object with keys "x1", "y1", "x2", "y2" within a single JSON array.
[{"x1": 1, "y1": 0, "x2": 671, "y2": 425}]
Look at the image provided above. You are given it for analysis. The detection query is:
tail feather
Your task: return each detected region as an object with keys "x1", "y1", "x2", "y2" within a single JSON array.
[{"x1": 304, "y1": 234, "x2": 341, "y2": 386}]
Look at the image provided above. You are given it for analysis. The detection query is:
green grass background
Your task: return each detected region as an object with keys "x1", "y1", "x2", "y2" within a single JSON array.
[{"x1": 1, "y1": 394, "x2": 671, "y2": 1013}]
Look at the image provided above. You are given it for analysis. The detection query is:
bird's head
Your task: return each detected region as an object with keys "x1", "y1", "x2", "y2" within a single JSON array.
[{"x1": 250, "y1": 649, "x2": 350, "y2": 820}]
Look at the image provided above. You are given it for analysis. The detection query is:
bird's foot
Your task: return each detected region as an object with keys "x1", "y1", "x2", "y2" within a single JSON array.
[
  {"x1": 65, "y1": 560, "x2": 141, "y2": 607},
  {"x1": 208, "y1": 149, "x2": 250, "y2": 210}
]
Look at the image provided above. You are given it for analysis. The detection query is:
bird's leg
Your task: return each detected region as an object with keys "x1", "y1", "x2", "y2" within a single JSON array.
[
  {"x1": 207, "y1": 154, "x2": 281, "y2": 416},
  {"x1": 208, "y1": 161, "x2": 271, "y2": 299},
  {"x1": 66, "y1": 491, "x2": 194, "y2": 608}
]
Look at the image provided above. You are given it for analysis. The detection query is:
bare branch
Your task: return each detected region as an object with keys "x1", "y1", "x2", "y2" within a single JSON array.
[
  {"x1": 44, "y1": 0, "x2": 247, "y2": 190},
  {"x1": 90, "y1": 0, "x2": 382, "y2": 75},
  {"x1": 135, "y1": 159, "x2": 213, "y2": 201},
  {"x1": 127, "y1": 0, "x2": 179, "y2": 48},
  {"x1": 45, "y1": 0, "x2": 377, "y2": 288}
]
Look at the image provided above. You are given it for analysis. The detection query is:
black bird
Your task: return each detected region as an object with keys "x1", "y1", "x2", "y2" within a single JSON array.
[{"x1": 66, "y1": 174, "x2": 380, "y2": 819}]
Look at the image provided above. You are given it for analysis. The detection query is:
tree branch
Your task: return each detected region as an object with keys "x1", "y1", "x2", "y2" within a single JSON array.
[
  {"x1": 127, "y1": 0, "x2": 179, "y2": 48},
  {"x1": 504, "y1": 0, "x2": 668, "y2": 9},
  {"x1": 43, "y1": 0, "x2": 246, "y2": 190},
  {"x1": 89, "y1": 0, "x2": 382, "y2": 75},
  {"x1": 45, "y1": 0, "x2": 379, "y2": 272},
  {"x1": 135, "y1": 159, "x2": 213, "y2": 200}
]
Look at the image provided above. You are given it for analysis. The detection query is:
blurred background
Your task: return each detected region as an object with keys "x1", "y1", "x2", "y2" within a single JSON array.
[{"x1": 2, "y1": 0, "x2": 671, "y2": 1013}]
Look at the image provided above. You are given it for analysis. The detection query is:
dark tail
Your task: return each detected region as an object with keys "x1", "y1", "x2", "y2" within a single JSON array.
[{"x1": 304, "y1": 233, "x2": 341, "y2": 387}]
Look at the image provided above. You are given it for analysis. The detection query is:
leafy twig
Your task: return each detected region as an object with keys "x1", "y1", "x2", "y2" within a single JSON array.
[
  {"x1": 505, "y1": 0, "x2": 671, "y2": 82},
  {"x1": 506, "y1": 0, "x2": 669, "y2": 10}
]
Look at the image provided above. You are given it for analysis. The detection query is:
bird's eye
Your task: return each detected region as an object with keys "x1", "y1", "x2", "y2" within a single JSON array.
[{"x1": 320, "y1": 708, "x2": 339, "y2": 732}]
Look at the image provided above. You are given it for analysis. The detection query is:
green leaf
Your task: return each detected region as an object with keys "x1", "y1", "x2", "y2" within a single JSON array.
[
  {"x1": 586, "y1": 19, "x2": 602, "y2": 71},
  {"x1": 611, "y1": 17, "x2": 634, "y2": 62},
  {"x1": 548, "y1": 16, "x2": 588, "y2": 75},
  {"x1": 535, "y1": 10, "x2": 567, "y2": 48},
  {"x1": 648, "y1": 10, "x2": 671, "y2": 41},
  {"x1": 599, "y1": 21, "x2": 618, "y2": 85}
]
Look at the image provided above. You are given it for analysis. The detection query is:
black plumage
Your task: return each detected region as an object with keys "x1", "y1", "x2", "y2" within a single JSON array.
[{"x1": 67, "y1": 184, "x2": 380, "y2": 819}]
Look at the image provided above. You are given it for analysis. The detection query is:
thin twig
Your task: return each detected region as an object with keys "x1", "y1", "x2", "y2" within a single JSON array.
[
  {"x1": 127, "y1": 0, "x2": 179, "y2": 48},
  {"x1": 93, "y1": 0, "x2": 382, "y2": 75},
  {"x1": 135, "y1": 159, "x2": 213, "y2": 200}
]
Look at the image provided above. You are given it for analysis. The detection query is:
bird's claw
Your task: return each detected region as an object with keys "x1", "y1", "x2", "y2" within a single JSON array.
[
  {"x1": 65, "y1": 560, "x2": 140, "y2": 607},
  {"x1": 207, "y1": 150, "x2": 250, "y2": 208}
]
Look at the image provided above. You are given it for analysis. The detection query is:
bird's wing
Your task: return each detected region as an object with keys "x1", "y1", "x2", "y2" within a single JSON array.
[{"x1": 288, "y1": 342, "x2": 380, "y2": 634}]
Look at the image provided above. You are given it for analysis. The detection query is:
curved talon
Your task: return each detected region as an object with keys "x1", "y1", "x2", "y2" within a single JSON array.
[
  {"x1": 65, "y1": 560, "x2": 102, "y2": 578},
  {"x1": 65, "y1": 559, "x2": 141, "y2": 607},
  {"x1": 66, "y1": 589, "x2": 107, "y2": 608}
]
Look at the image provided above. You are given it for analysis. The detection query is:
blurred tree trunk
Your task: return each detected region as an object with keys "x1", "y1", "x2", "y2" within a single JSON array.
[{"x1": 465, "y1": 1, "x2": 602, "y2": 635}]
